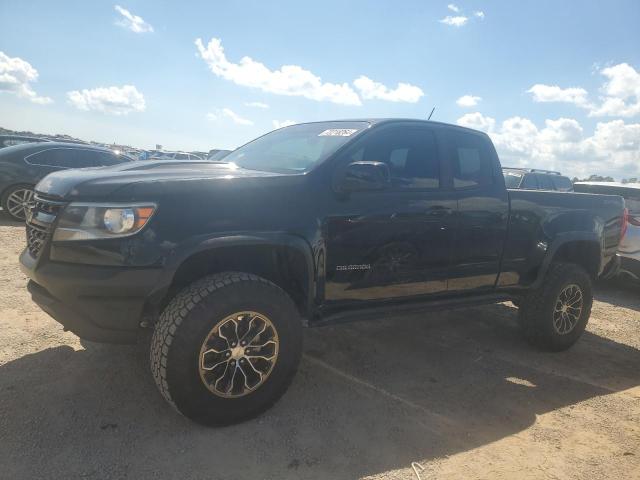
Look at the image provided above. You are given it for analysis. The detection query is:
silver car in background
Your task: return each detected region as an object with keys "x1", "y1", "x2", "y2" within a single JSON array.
[{"x1": 574, "y1": 182, "x2": 640, "y2": 281}]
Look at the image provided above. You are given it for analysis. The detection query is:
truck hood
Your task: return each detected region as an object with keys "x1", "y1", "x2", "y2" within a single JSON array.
[{"x1": 35, "y1": 161, "x2": 283, "y2": 199}]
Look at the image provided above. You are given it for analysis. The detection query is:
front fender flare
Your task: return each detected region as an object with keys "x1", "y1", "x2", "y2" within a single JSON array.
[{"x1": 148, "y1": 232, "x2": 316, "y2": 314}]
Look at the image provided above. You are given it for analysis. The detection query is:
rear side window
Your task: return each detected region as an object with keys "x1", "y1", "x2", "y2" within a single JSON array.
[
  {"x1": 76, "y1": 150, "x2": 129, "y2": 167},
  {"x1": 26, "y1": 148, "x2": 79, "y2": 168},
  {"x1": 4, "y1": 139, "x2": 36, "y2": 147},
  {"x1": 503, "y1": 171, "x2": 523, "y2": 188},
  {"x1": 537, "y1": 174, "x2": 555, "y2": 190},
  {"x1": 175, "y1": 153, "x2": 189, "y2": 160},
  {"x1": 448, "y1": 131, "x2": 494, "y2": 189},
  {"x1": 552, "y1": 175, "x2": 573, "y2": 191},
  {"x1": 521, "y1": 174, "x2": 539, "y2": 189}
]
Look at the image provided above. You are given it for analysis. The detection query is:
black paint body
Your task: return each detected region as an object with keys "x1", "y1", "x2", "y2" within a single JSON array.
[{"x1": 19, "y1": 120, "x2": 625, "y2": 343}]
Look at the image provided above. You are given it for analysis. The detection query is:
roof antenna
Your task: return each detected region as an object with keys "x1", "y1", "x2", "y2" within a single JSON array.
[{"x1": 427, "y1": 107, "x2": 436, "y2": 120}]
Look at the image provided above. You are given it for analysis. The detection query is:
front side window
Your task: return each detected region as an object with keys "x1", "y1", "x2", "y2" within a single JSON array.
[
  {"x1": 448, "y1": 131, "x2": 494, "y2": 189},
  {"x1": 349, "y1": 127, "x2": 440, "y2": 189},
  {"x1": 94, "y1": 151, "x2": 129, "y2": 166},
  {"x1": 224, "y1": 121, "x2": 369, "y2": 173}
]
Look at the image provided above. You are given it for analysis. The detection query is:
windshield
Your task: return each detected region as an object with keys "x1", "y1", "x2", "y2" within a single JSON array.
[
  {"x1": 503, "y1": 170, "x2": 523, "y2": 188},
  {"x1": 208, "y1": 150, "x2": 232, "y2": 161},
  {"x1": 224, "y1": 121, "x2": 370, "y2": 173}
]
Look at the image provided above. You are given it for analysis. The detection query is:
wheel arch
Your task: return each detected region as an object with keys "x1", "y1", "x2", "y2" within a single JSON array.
[
  {"x1": 533, "y1": 233, "x2": 602, "y2": 288},
  {"x1": 153, "y1": 233, "x2": 316, "y2": 321}
]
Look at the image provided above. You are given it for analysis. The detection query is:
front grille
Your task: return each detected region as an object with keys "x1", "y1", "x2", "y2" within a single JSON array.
[
  {"x1": 26, "y1": 221, "x2": 50, "y2": 257},
  {"x1": 25, "y1": 195, "x2": 66, "y2": 258}
]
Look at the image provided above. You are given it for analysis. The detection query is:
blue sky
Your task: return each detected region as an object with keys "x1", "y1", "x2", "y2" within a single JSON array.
[{"x1": 1, "y1": 0, "x2": 639, "y2": 178}]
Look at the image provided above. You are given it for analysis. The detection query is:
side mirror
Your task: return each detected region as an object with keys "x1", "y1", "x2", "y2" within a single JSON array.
[{"x1": 338, "y1": 161, "x2": 390, "y2": 192}]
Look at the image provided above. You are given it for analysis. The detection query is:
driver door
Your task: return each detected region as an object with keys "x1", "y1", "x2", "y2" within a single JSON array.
[{"x1": 324, "y1": 125, "x2": 456, "y2": 304}]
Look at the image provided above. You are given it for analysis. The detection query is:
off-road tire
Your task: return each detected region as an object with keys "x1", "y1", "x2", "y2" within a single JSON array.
[
  {"x1": 518, "y1": 262, "x2": 593, "y2": 351},
  {"x1": 150, "y1": 272, "x2": 303, "y2": 426}
]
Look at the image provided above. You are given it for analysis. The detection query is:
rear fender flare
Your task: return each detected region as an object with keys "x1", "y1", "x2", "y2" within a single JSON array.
[{"x1": 532, "y1": 232, "x2": 602, "y2": 289}]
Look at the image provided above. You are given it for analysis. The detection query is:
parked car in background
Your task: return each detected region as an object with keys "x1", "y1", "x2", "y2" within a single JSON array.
[
  {"x1": 503, "y1": 168, "x2": 574, "y2": 191},
  {"x1": 0, "y1": 135, "x2": 51, "y2": 149},
  {"x1": 0, "y1": 142, "x2": 132, "y2": 221},
  {"x1": 150, "y1": 151, "x2": 204, "y2": 161},
  {"x1": 574, "y1": 182, "x2": 640, "y2": 282},
  {"x1": 207, "y1": 149, "x2": 232, "y2": 161}
]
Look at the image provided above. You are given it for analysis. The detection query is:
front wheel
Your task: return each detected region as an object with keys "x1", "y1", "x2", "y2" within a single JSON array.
[
  {"x1": 1, "y1": 184, "x2": 34, "y2": 221},
  {"x1": 150, "y1": 272, "x2": 303, "y2": 426},
  {"x1": 518, "y1": 263, "x2": 593, "y2": 351}
]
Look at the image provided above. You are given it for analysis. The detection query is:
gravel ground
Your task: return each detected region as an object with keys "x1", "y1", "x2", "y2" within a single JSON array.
[{"x1": 0, "y1": 216, "x2": 638, "y2": 480}]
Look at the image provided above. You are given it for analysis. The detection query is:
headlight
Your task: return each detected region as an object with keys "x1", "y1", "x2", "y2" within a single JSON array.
[{"x1": 52, "y1": 203, "x2": 156, "y2": 241}]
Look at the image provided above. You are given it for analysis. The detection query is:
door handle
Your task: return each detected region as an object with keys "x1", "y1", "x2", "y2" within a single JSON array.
[{"x1": 426, "y1": 206, "x2": 451, "y2": 217}]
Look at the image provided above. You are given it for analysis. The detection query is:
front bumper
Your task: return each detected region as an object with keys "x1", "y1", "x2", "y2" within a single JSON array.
[{"x1": 20, "y1": 249, "x2": 164, "y2": 344}]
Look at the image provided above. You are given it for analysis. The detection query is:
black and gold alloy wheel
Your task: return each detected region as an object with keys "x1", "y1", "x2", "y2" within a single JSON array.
[
  {"x1": 552, "y1": 284, "x2": 584, "y2": 335},
  {"x1": 199, "y1": 311, "x2": 279, "y2": 398}
]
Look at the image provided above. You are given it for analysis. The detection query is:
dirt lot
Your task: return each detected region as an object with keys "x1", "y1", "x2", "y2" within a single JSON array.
[{"x1": 0, "y1": 217, "x2": 638, "y2": 480}]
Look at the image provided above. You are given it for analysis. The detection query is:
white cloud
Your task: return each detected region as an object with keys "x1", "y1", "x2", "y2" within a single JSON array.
[
  {"x1": 67, "y1": 85, "x2": 145, "y2": 115},
  {"x1": 527, "y1": 63, "x2": 640, "y2": 117},
  {"x1": 456, "y1": 94, "x2": 482, "y2": 107},
  {"x1": 273, "y1": 120, "x2": 296, "y2": 129},
  {"x1": 114, "y1": 5, "x2": 153, "y2": 33},
  {"x1": 527, "y1": 84, "x2": 589, "y2": 105},
  {"x1": 353, "y1": 75, "x2": 424, "y2": 103},
  {"x1": 440, "y1": 15, "x2": 468, "y2": 27},
  {"x1": 457, "y1": 112, "x2": 495, "y2": 133},
  {"x1": 457, "y1": 112, "x2": 640, "y2": 178},
  {"x1": 0, "y1": 52, "x2": 52, "y2": 104},
  {"x1": 244, "y1": 101, "x2": 269, "y2": 109},
  {"x1": 474, "y1": 11, "x2": 485, "y2": 19},
  {"x1": 589, "y1": 63, "x2": 640, "y2": 117},
  {"x1": 195, "y1": 37, "x2": 361, "y2": 106},
  {"x1": 447, "y1": 4, "x2": 460, "y2": 12},
  {"x1": 195, "y1": 37, "x2": 423, "y2": 106},
  {"x1": 222, "y1": 108, "x2": 253, "y2": 125},
  {"x1": 207, "y1": 108, "x2": 253, "y2": 125}
]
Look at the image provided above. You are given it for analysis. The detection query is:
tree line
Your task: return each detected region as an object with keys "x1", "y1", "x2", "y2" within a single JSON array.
[{"x1": 571, "y1": 175, "x2": 638, "y2": 184}]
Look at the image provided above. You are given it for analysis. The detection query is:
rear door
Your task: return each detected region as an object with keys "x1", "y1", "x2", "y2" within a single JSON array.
[
  {"x1": 324, "y1": 124, "x2": 456, "y2": 303},
  {"x1": 445, "y1": 129, "x2": 509, "y2": 291}
]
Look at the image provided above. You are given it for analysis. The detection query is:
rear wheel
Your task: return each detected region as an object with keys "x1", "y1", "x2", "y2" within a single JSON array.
[
  {"x1": 1, "y1": 184, "x2": 34, "y2": 221},
  {"x1": 150, "y1": 272, "x2": 303, "y2": 426},
  {"x1": 518, "y1": 263, "x2": 593, "y2": 351}
]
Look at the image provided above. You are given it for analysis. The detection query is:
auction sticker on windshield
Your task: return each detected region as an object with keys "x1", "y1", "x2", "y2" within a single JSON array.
[{"x1": 318, "y1": 129, "x2": 358, "y2": 137}]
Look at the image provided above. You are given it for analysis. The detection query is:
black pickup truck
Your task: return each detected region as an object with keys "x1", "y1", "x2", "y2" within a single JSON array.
[{"x1": 20, "y1": 119, "x2": 625, "y2": 426}]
